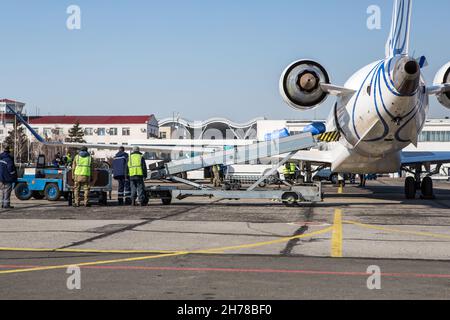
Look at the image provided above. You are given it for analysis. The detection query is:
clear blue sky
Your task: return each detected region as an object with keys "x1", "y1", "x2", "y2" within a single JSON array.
[{"x1": 0, "y1": 0, "x2": 449, "y2": 122}]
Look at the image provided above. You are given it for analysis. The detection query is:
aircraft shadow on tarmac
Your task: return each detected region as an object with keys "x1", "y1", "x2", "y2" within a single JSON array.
[{"x1": 324, "y1": 184, "x2": 450, "y2": 208}]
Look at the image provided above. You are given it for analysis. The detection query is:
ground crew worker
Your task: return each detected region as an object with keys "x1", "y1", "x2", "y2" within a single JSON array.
[
  {"x1": 212, "y1": 164, "x2": 221, "y2": 187},
  {"x1": 290, "y1": 162, "x2": 297, "y2": 181},
  {"x1": 63, "y1": 152, "x2": 73, "y2": 167},
  {"x1": 72, "y1": 147, "x2": 94, "y2": 207},
  {"x1": 209, "y1": 167, "x2": 214, "y2": 184},
  {"x1": 0, "y1": 147, "x2": 18, "y2": 209},
  {"x1": 128, "y1": 146, "x2": 148, "y2": 206},
  {"x1": 52, "y1": 152, "x2": 63, "y2": 167},
  {"x1": 359, "y1": 174, "x2": 367, "y2": 187},
  {"x1": 113, "y1": 147, "x2": 131, "y2": 206},
  {"x1": 283, "y1": 163, "x2": 297, "y2": 182},
  {"x1": 283, "y1": 164, "x2": 291, "y2": 181},
  {"x1": 290, "y1": 163, "x2": 296, "y2": 175}
]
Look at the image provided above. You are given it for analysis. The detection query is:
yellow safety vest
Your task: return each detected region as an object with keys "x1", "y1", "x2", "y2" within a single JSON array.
[
  {"x1": 290, "y1": 163, "x2": 296, "y2": 174},
  {"x1": 128, "y1": 153, "x2": 144, "y2": 177},
  {"x1": 74, "y1": 155, "x2": 92, "y2": 177}
]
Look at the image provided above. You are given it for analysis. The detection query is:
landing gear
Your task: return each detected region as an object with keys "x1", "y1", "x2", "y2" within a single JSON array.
[
  {"x1": 421, "y1": 177, "x2": 434, "y2": 199},
  {"x1": 405, "y1": 177, "x2": 416, "y2": 199},
  {"x1": 403, "y1": 164, "x2": 436, "y2": 200}
]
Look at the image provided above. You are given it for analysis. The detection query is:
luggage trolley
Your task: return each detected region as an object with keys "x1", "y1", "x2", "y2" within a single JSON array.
[{"x1": 65, "y1": 169, "x2": 113, "y2": 206}]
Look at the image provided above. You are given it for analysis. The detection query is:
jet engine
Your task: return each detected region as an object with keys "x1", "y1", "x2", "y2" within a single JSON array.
[
  {"x1": 433, "y1": 62, "x2": 450, "y2": 109},
  {"x1": 280, "y1": 60, "x2": 330, "y2": 111}
]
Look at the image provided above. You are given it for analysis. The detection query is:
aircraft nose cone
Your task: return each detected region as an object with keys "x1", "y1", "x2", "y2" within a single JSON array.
[{"x1": 393, "y1": 57, "x2": 420, "y2": 96}]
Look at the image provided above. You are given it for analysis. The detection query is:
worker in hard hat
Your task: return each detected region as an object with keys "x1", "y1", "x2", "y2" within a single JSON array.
[
  {"x1": 128, "y1": 146, "x2": 148, "y2": 206},
  {"x1": 72, "y1": 147, "x2": 94, "y2": 207}
]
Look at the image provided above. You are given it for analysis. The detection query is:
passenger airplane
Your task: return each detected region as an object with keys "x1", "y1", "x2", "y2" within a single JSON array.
[
  {"x1": 279, "y1": 0, "x2": 450, "y2": 199},
  {"x1": 8, "y1": 0, "x2": 450, "y2": 200}
]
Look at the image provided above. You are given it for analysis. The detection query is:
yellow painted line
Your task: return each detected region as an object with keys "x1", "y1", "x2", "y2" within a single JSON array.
[
  {"x1": 344, "y1": 220, "x2": 450, "y2": 241},
  {"x1": 197, "y1": 226, "x2": 334, "y2": 253},
  {"x1": 0, "y1": 252, "x2": 190, "y2": 275},
  {"x1": 0, "y1": 226, "x2": 333, "y2": 275},
  {"x1": 338, "y1": 186, "x2": 343, "y2": 194},
  {"x1": 331, "y1": 210, "x2": 343, "y2": 258}
]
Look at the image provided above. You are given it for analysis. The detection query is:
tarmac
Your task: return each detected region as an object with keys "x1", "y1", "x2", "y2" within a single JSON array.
[{"x1": 0, "y1": 178, "x2": 449, "y2": 300}]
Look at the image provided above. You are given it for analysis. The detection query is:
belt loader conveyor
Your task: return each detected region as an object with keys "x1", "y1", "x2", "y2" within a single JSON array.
[{"x1": 146, "y1": 133, "x2": 323, "y2": 206}]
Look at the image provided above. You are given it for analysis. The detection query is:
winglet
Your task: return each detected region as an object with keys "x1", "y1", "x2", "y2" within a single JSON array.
[{"x1": 417, "y1": 56, "x2": 428, "y2": 68}]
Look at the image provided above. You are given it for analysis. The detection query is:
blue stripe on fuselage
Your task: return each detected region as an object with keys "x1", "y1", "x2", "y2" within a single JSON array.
[
  {"x1": 351, "y1": 61, "x2": 383, "y2": 140},
  {"x1": 363, "y1": 63, "x2": 390, "y2": 142}
]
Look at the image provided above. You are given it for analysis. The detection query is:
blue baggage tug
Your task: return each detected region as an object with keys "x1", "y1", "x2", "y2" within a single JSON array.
[
  {"x1": 15, "y1": 168, "x2": 66, "y2": 201},
  {"x1": 14, "y1": 155, "x2": 113, "y2": 205},
  {"x1": 15, "y1": 155, "x2": 67, "y2": 201}
]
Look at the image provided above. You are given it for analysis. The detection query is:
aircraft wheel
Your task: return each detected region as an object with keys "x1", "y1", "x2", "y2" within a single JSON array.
[
  {"x1": 161, "y1": 191, "x2": 172, "y2": 205},
  {"x1": 405, "y1": 177, "x2": 416, "y2": 199},
  {"x1": 421, "y1": 177, "x2": 434, "y2": 199}
]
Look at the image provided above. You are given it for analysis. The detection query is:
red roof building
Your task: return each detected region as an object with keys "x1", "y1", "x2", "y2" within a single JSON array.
[
  {"x1": 29, "y1": 115, "x2": 156, "y2": 125},
  {"x1": 0, "y1": 99, "x2": 21, "y2": 104},
  {"x1": 27, "y1": 115, "x2": 159, "y2": 141}
]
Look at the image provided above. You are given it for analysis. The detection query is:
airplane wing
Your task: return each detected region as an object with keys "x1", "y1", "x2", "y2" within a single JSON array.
[
  {"x1": 46, "y1": 141, "x2": 216, "y2": 153},
  {"x1": 274, "y1": 149, "x2": 335, "y2": 166},
  {"x1": 289, "y1": 150, "x2": 335, "y2": 165},
  {"x1": 401, "y1": 151, "x2": 450, "y2": 166},
  {"x1": 320, "y1": 83, "x2": 356, "y2": 97},
  {"x1": 427, "y1": 83, "x2": 450, "y2": 96}
]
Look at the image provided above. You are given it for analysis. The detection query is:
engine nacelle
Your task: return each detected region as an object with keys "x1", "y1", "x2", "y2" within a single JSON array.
[
  {"x1": 433, "y1": 62, "x2": 450, "y2": 109},
  {"x1": 280, "y1": 60, "x2": 330, "y2": 111}
]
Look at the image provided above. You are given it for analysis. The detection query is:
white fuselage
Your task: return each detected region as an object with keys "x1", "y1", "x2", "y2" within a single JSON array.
[{"x1": 329, "y1": 56, "x2": 429, "y2": 174}]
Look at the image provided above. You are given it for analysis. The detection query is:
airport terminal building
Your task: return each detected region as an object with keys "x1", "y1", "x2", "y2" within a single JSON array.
[
  {"x1": 28, "y1": 115, "x2": 159, "y2": 158},
  {"x1": 159, "y1": 116, "x2": 450, "y2": 145}
]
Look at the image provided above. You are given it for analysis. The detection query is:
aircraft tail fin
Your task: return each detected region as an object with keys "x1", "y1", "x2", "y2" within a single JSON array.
[{"x1": 385, "y1": 0, "x2": 413, "y2": 57}]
